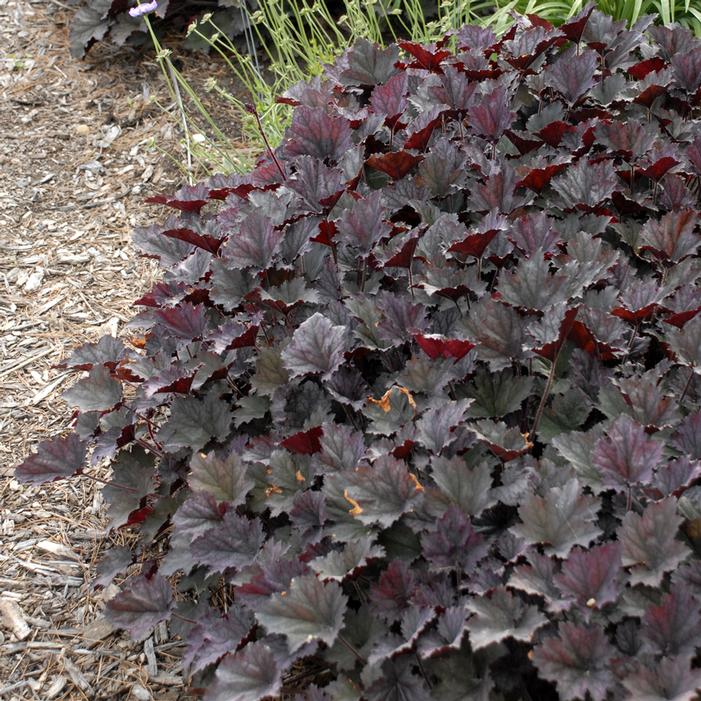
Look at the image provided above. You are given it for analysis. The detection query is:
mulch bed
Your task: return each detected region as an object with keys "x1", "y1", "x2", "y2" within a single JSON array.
[{"x1": 0, "y1": 2, "x2": 244, "y2": 697}]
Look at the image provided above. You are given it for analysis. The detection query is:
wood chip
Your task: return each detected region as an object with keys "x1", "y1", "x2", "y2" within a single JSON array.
[
  {"x1": 0, "y1": 598, "x2": 30, "y2": 640},
  {"x1": 81, "y1": 616, "x2": 114, "y2": 643},
  {"x1": 45, "y1": 675, "x2": 67, "y2": 699},
  {"x1": 144, "y1": 636, "x2": 158, "y2": 678},
  {"x1": 36, "y1": 539, "x2": 80, "y2": 561},
  {"x1": 63, "y1": 657, "x2": 94, "y2": 694}
]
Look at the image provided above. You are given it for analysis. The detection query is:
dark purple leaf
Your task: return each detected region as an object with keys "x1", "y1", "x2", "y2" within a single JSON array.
[
  {"x1": 337, "y1": 191, "x2": 390, "y2": 254},
  {"x1": 466, "y1": 586, "x2": 547, "y2": 650},
  {"x1": 413, "y1": 334, "x2": 475, "y2": 361},
  {"x1": 641, "y1": 584, "x2": 701, "y2": 660},
  {"x1": 467, "y1": 368, "x2": 534, "y2": 418},
  {"x1": 370, "y1": 560, "x2": 417, "y2": 619},
  {"x1": 641, "y1": 210, "x2": 699, "y2": 262},
  {"x1": 93, "y1": 546, "x2": 132, "y2": 589},
  {"x1": 61, "y1": 335, "x2": 126, "y2": 371},
  {"x1": 206, "y1": 642, "x2": 283, "y2": 701},
  {"x1": 209, "y1": 261, "x2": 257, "y2": 311},
  {"x1": 256, "y1": 574, "x2": 347, "y2": 652},
  {"x1": 183, "y1": 605, "x2": 255, "y2": 674},
  {"x1": 376, "y1": 291, "x2": 427, "y2": 345},
  {"x1": 285, "y1": 107, "x2": 353, "y2": 162},
  {"x1": 104, "y1": 447, "x2": 156, "y2": 529},
  {"x1": 417, "y1": 137, "x2": 466, "y2": 198},
  {"x1": 223, "y1": 212, "x2": 284, "y2": 270},
  {"x1": 667, "y1": 315, "x2": 701, "y2": 371},
  {"x1": 416, "y1": 399, "x2": 472, "y2": 453},
  {"x1": 370, "y1": 72, "x2": 408, "y2": 123},
  {"x1": 544, "y1": 47, "x2": 598, "y2": 105},
  {"x1": 417, "y1": 606, "x2": 467, "y2": 659},
  {"x1": 671, "y1": 47, "x2": 701, "y2": 92},
  {"x1": 189, "y1": 449, "x2": 254, "y2": 504},
  {"x1": 344, "y1": 455, "x2": 424, "y2": 527},
  {"x1": 468, "y1": 86, "x2": 515, "y2": 141},
  {"x1": 512, "y1": 478, "x2": 601, "y2": 557},
  {"x1": 363, "y1": 385, "x2": 417, "y2": 436},
  {"x1": 424, "y1": 65, "x2": 477, "y2": 111},
  {"x1": 652, "y1": 456, "x2": 701, "y2": 498},
  {"x1": 317, "y1": 422, "x2": 366, "y2": 472},
  {"x1": 310, "y1": 537, "x2": 385, "y2": 581},
  {"x1": 235, "y1": 542, "x2": 308, "y2": 606},
  {"x1": 173, "y1": 492, "x2": 225, "y2": 543},
  {"x1": 340, "y1": 39, "x2": 400, "y2": 86},
  {"x1": 551, "y1": 159, "x2": 619, "y2": 209},
  {"x1": 509, "y1": 551, "x2": 565, "y2": 610},
  {"x1": 619, "y1": 497, "x2": 691, "y2": 586},
  {"x1": 469, "y1": 420, "x2": 533, "y2": 462},
  {"x1": 62, "y1": 366, "x2": 122, "y2": 413},
  {"x1": 430, "y1": 455, "x2": 495, "y2": 517},
  {"x1": 623, "y1": 655, "x2": 701, "y2": 701},
  {"x1": 191, "y1": 510, "x2": 265, "y2": 572},
  {"x1": 532, "y1": 622, "x2": 615, "y2": 701},
  {"x1": 592, "y1": 415, "x2": 662, "y2": 490},
  {"x1": 507, "y1": 212, "x2": 561, "y2": 257},
  {"x1": 105, "y1": 573, "x2": 173, "y2": 641},
  {"x1": 673, "y1": 411, "x2": 701, "y2": 459},
  {"x1": 158, "y1": 390, "x2": 232, "y2": 452},
  {"x1": 461, "y1": 297, "x2": 526, "y2": 371},
  {"x1": 282, "y1": 313, "x2": 348, "y2": 379},
  {"x1": 162, "y1": 226, "x2": 222, "y2": 255},
  {"x1": 648, "y1": 24, "x2": 696, "y2": 59},
  {"x1": 290, "y1": 490, "x2": 328, "y2": 534},
  {"x1": 366, "y1": 151, "x2": 422, "y2": 180},
  {"x1": 288, "y1": 156, "x2": 344, "y2": 212},
  {"x1": 554, "y1": 542, "x2": 622, "y2": 608},
  {"x1": 15, "y1": 433, "x2": 87, "y2": 484},
  {"x1": 365, "y1": 658, "x2": 431, "y2": 701},
  {"x1": 146, "y1": 183, "x2": 209, "y2": 213},
  {"x1": 153, "y1": 302, "x2": 208, "y2": 340},
  {"x1": 422, "y1": 505, "x2": 488, "y2": 573},
  {"x1": 498, "y1": 254, "x2": 570, "y2": 312}
]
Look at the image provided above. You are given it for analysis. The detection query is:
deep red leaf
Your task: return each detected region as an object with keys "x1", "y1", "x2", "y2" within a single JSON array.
[
  {"x1": 398, "y1": 41, "x2": 450, "y2": 71},
  {"x1": 627, "y1": 57, "x2": 666, "y2": 80},
  {"x1": 281, "y1": 426, "x2": 323, "y2": 454},
  {"x1": 414, "y1": 334, "x2": 475, "y2": 360},
  {"x1": 366, "y1": 151, "x2": 422, "y2": 179},
  {"x1": 162, "y1": 228, "x2": 222, "y2": 255}
]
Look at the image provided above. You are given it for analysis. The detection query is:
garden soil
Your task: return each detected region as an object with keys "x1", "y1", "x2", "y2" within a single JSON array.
[{"x1": 0, "y1": 1, "x2": 243, "y2": 697}]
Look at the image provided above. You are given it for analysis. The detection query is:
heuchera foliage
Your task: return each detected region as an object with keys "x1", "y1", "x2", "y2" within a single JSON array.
[{"x1": 19, "y1": 6, "x2": 701, "y2": 699}]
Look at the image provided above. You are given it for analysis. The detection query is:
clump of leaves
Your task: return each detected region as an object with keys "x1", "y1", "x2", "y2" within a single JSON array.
[
  {"x1": 20, "y1": 6, "x2": 701, "y2": 699},
  {"x1": 69, "y1": 0, "x2": 252, "y2": 58}
]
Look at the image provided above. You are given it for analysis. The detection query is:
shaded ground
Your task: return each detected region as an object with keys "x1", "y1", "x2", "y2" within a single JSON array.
[{"x1": 0, "y1": 1, "x2": 231, "y2": 697}]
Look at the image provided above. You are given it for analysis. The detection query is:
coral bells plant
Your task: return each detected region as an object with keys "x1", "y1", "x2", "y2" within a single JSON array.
[{"x1": 18, "y1": 5, "x2": 701, "y2": 699}]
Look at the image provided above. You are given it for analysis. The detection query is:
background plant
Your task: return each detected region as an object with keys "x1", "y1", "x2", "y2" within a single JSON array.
[
  {"x1": 69, "y1": 0, "x2": 257, "y2": 58},
  {"x1": 19, "y1": 8, "x2": 701, "y2": 699},
  {"x1": 143, "y1": 0, "x2": 701, "y2": 178}
]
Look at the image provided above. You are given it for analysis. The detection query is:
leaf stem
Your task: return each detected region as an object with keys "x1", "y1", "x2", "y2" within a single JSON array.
[
  {"x1": 680, "y1": 367, "x2": 694, "y2": 404},
  {"x1": 83, "y1": 472, "x2": 139, "y2": 494},
  {"x1": 138, "y1": 413, "x2": 164, "y2": 452},
  {"x1": 338, "y1": 634, "x2": 366, "y2": 663},
  {"x1": 531, "y1": 309, "x2": 578, "y2": 439},
  {"x1": 171, "y1": 611, "x2": 197, "y2": 625},
  {"x1": 135, "y1": 437, "x2": 165, "y2": 459},
  {"x1": 245, "y1": 103, "x2": 286, "y2": 181},
  {"x1": 415, "y1": 653, "x2": 433, "y2": 689},
  {"x1": 530, "y1": 356, "x2": 558, "y2": 441}
]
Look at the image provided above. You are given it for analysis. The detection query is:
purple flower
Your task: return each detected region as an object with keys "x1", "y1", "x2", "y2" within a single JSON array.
[{"x1": 129, "y1": 0, "x2": 158, "y2": 17}]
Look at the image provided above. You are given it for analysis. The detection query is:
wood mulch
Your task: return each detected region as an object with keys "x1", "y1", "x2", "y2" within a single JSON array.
[{"x1": 0, "y1": 1, "x2": 245, "y2": 698}]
